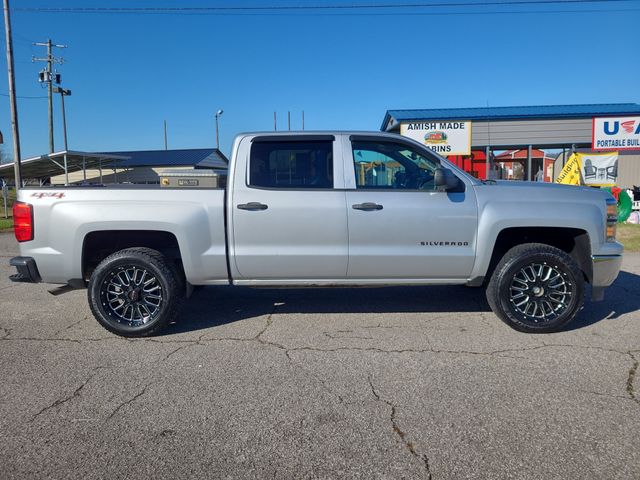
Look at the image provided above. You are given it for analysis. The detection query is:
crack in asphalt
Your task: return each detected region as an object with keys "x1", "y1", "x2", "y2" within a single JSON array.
[
  {"x1": 159, "y1": 302, "x2": 287, "y2": 362},
  {"x1": 105, "y1": 383, "x2": 152, "y2": 422},
  {"x1": 361, "y1": 324, "x2": 405, "y2": 330},
  {"x1": 368, "y1": 375, "x2": 432, "y2": 478},
  {"x1": 30, "y1": 371, "x2": 98, "y2": 422},
  {"x1": 578, "y1": 389, "x2": 630, "y2": 401},
  {"x1": 322, "y1": 330, "x2": 374, "y2": 341},
  {"x1": 627, "y1": 352, "x2": 639, "y2": 406},
  {"x1": 162, "y1": 342, "x2": 197, "y2": 362},
  {"x1": 1, "y1": 336, "x2": 83, "y2": 343},
  {"x1": 4, "y1": 327, "x2": 639, "y2": 410},
  {"x1": 53, "y1": 317, "x2": 86, "y2": 336},
  {"x1": 254, "y1": 302, "x2": 285, "y2": 348},
  {"x1": 2, "y1": 335, "x2": 634, "y2": 360}
]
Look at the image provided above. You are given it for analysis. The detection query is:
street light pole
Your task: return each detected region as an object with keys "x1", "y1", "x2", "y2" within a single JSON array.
[
  {"x1": 53, "y1": 86, "x2": 71, "y2": 185},
  {"x1": 215, "y1": 109, "x2": 223, "y2": 150},
  {"x1": 53, "y1": 87, "x2": 71, "y2": 151}
]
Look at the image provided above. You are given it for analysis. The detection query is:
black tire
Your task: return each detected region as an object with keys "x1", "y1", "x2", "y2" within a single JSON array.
[
  {"x1": 88, "y1": 247, "x2": 183, "y2": 337},
  {"x1": 486, "y1": 243, "x2": 584, "y2": 333}
]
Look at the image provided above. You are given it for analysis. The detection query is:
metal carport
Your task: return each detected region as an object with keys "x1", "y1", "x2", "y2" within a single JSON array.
[{"x1": 0, "y1": 151, "x2": 129, "y2": 185}]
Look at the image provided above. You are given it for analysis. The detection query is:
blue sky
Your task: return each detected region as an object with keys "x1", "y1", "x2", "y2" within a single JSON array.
[{"x1": 1, "y1": 0, "x2": 639, "y2": 159}]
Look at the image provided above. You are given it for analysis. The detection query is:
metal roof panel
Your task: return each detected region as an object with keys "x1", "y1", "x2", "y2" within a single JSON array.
[
  {"x1": 100, "y1": 148, "x2": 228, "y2": 169},
  {"x1": 382, "y1": 103, "x2": 640, "y2": 130}
]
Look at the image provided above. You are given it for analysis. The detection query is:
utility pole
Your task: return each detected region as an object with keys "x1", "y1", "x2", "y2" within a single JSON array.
[
  {"x1": 164, "y1": 120, "x2": 168, "y2": 150},
  {"x1": 3, "y1": 0, "x2": 22, "y2": 188},
  {"x1": 33, "y1": 39, "x2": 66, "y2": 153},
  {"x1": 287, "y1": 111, "x2": 291, "y2": 131},
  {"x1": 274, "y1": 112, "x2": 277, "y2": 131}
]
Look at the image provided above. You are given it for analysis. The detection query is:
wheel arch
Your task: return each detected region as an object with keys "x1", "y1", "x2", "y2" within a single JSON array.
[
  {"x1": 485, "y1": 227, "x2": 592, "y2": 284},
  {"x1": 82, "y1": 230, "x2": 184, "y2": 284}
]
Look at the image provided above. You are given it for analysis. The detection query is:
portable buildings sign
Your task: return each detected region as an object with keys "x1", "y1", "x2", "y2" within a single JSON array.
[
  {"x1": 400, "y1": 121, "x2": 472, "y2": 156},
  {"x1": 592, "y1": 116, "x2": 640, "y2": 151}
]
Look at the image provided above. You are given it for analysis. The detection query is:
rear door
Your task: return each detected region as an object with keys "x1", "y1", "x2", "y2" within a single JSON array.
[
  {"x1": 345, "y1": 135, "x2": 478, "y2": 280},
  {"x1": 230, "y1": 135, "x2": 348, "y2": 280}
]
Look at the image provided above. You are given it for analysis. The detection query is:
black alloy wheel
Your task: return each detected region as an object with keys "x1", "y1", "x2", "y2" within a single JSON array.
[
  {"x1": 88, "y1": 247, "x2": 183, "y2": 337},
  {"x1": 486, "y1": 243, "x2": 584, "y2": 333}
]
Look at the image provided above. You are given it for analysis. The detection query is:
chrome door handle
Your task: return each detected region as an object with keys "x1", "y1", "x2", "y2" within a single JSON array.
[
  {"x1": 352, "y1": 202, "x2": 383, "y2": 211},
  {"x1": 237, "y1": 202, "x2": 268, "y2": 211}
]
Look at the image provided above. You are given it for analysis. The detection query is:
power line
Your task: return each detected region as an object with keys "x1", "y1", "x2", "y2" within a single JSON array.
[
  {"x1": 0, "y1": 92, "x2": 47, "y2": 99},
  {"x1": 9, "y1": 8, "x2": 637, "y2": 19},
  {"x1": 12, "y1": 0, "x2": 639, "y2": 15},
  {"x1": 10, "y1": 8, "x2": 639, "y2": 17}
]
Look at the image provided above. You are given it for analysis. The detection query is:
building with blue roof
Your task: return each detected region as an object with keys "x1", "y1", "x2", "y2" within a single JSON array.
[
  {"x1": 381, "y1": 103, "x2": 640, "y2": 132},
  {"x1": 381, "y1": 103, "x2": 640, "y2": 184}
]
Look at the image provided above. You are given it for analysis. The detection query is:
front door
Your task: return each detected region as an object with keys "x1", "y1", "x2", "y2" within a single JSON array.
[
  {"x1": 231, "y1": 136, "x2": 348, "y2": 280},
  {"x1": 346, "y1": 137, "x2": 478, "y2": 280}
]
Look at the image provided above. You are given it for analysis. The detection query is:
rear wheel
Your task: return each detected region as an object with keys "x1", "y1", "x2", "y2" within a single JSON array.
[
  {"x1": 88, "y1": 248, "x2": 183, "y2": 337},
  {"x1": 486, "y1": 243, "x2": 584, "y2": 333}
]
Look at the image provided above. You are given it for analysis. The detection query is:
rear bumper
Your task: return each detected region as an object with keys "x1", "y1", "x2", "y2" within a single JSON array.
[
  {"x1": 590, "y1": 254, "x2": 622, "y2": 301},
  {"x1": 9, "y1": 256, "x2": 41, "y2": 283}
]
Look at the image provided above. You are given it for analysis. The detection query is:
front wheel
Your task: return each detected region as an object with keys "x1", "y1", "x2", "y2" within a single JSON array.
[
  {"x1": 88, "y1": 248, "x2": 183, "y2": 337},
  {"x1": 486, "y1": 243, "x2": 584, "y2": 333}
]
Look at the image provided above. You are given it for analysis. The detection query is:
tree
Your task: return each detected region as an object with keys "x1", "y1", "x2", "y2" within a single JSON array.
[{"x1": 0, "y1": 146, "x2": 11, "y2": 165}]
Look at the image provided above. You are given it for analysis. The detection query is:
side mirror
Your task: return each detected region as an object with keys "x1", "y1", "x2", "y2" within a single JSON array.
[{"x1": 434, "y1": 167, "x2": 460, "y2": 191}]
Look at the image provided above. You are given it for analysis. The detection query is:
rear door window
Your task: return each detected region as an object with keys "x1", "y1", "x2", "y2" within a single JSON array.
[{"x1": 249, "y1": 141, "x2": 333, "y2": 189}]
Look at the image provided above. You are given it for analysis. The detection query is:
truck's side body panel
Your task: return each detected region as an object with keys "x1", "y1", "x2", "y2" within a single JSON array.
[{"x1": 18, "y1": 189, "x2": 228, "y2": 285}]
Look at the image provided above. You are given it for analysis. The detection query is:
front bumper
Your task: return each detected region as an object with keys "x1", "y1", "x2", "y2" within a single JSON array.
[
  {"x1": 9, "y1": 256, "x2": 41, "y2": 283},
  {"x1": 591, "y1": 254, "x2": 623, "y2": 301}
]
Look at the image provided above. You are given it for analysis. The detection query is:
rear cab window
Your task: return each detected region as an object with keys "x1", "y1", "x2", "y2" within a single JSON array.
[{"x1": 249, "y1": 140, "x2": 334, "y2": 189}]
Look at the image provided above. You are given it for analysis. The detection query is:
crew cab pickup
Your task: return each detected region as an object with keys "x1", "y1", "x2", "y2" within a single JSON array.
[{"x1": 9, "y1": 132, "x2": 623, "y2": 336}]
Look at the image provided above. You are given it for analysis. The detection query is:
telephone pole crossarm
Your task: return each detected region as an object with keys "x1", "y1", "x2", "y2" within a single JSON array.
[{"x1": 32, "y1": 39, "x2": 66, "y2": 153}]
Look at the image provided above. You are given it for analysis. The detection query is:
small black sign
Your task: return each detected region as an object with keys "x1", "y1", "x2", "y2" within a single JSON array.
[{"x1": 178, "y1": 179, "x2": 199, "y2": 187}]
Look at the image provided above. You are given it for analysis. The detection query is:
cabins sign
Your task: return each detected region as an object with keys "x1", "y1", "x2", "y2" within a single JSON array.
[
  {"x1": 593, "y1": 116, "x2": 640, "y2": 151},
  {"x1": 400, "y1": 121, "x2": 472, "y2": 156}
]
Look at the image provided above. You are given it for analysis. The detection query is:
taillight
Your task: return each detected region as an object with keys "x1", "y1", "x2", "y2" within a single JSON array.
[{"x1": 13, "y1": 202, "x2": 34, "y2": 242}]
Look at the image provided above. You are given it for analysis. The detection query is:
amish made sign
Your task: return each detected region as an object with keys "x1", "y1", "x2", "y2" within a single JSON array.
[{"x1": 400, "y1": 121, "x2": 472, "y2": 156}]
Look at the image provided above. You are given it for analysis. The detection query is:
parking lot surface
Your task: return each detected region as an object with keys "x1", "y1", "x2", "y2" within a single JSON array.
[{"x1": 1, "y1": 231, "x2": 639, "y2": 479}]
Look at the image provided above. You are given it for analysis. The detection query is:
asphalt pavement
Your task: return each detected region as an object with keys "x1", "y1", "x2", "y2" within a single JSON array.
[{"x1": 1, "y1": 231, "x2": 639, "y2": 479}]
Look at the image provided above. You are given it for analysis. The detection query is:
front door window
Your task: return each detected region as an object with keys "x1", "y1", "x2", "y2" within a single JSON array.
[{"x1": 352, "y1": 141, "x2": 440, "y2": 191}]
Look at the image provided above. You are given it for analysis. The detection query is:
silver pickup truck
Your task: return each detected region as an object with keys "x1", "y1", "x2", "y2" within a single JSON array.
[{"x1": 10, "y1": 132, "x2": 623, "y2": 336}]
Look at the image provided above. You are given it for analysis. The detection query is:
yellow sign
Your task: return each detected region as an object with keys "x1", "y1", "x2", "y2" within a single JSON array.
[{"x1": 556, "y1": 153, "x2": 582, "y2": 186}]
